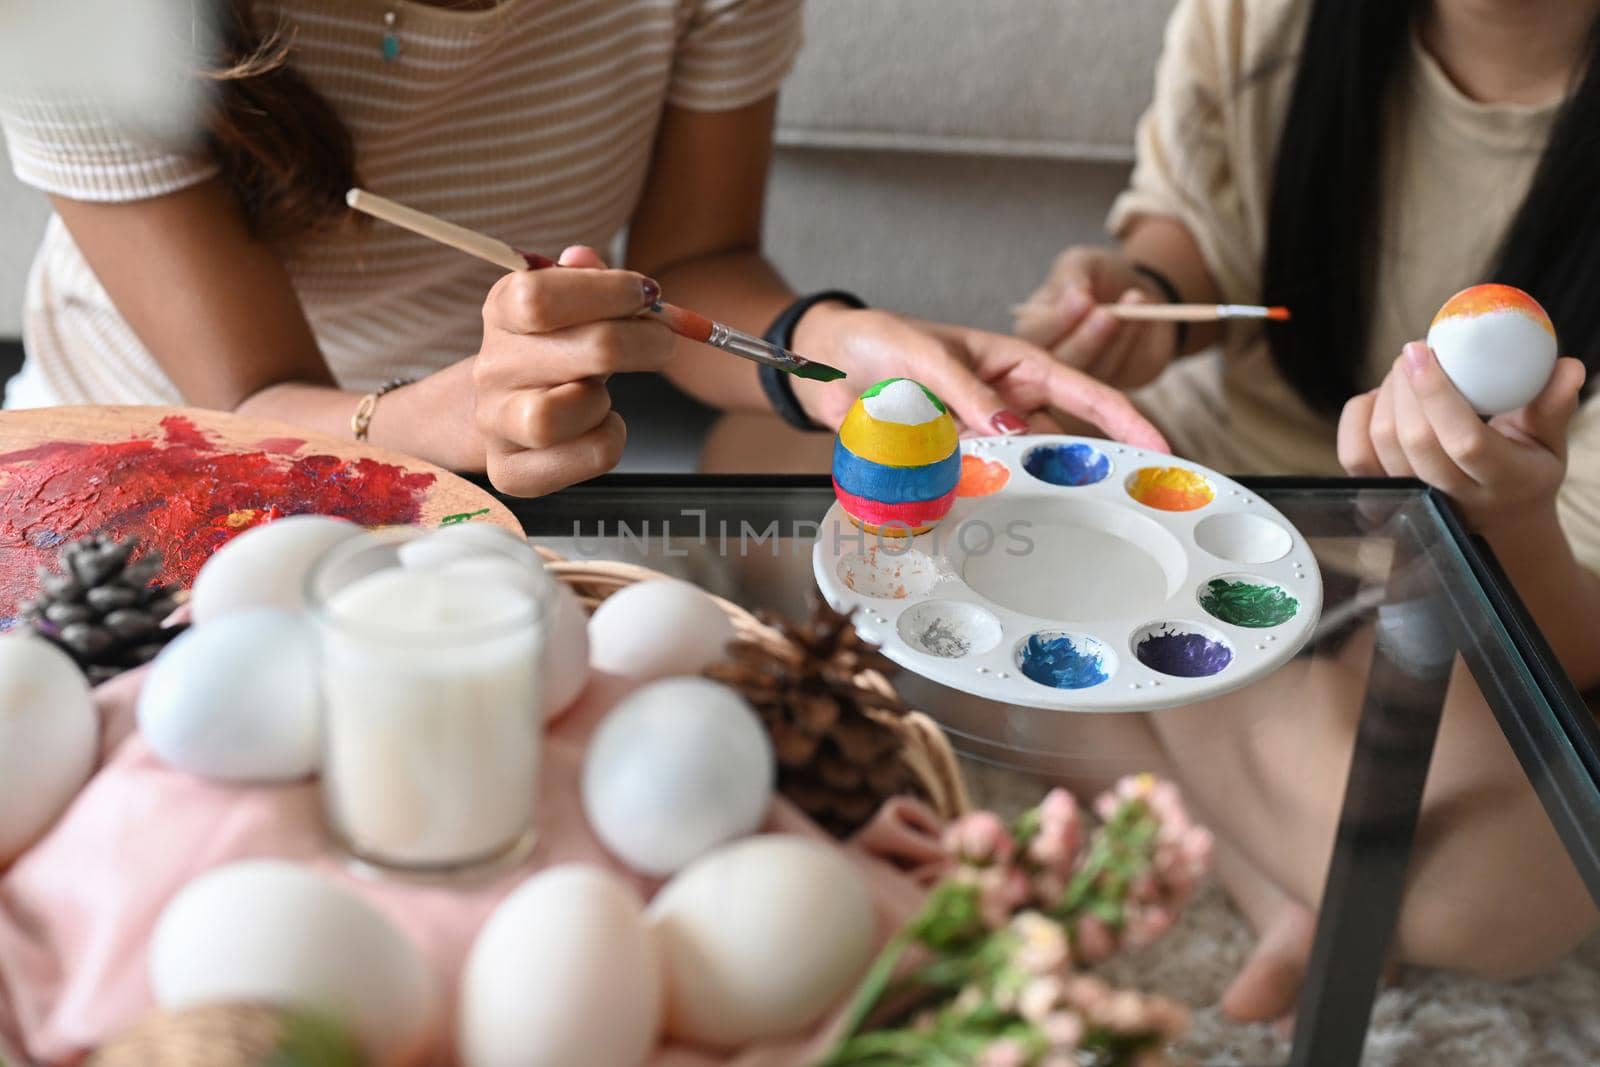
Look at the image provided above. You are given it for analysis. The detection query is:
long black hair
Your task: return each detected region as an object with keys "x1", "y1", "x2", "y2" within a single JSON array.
[{"x1": 1260, "y1": 0, "x2": 1600, "y2": 414}]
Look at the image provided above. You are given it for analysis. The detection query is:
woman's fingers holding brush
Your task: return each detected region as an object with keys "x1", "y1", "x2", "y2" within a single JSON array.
[
  {"x1": 484, "y1": 263, "x2": 660, "y2": 337},
  {"x1": 483, "y1": 379, "x2": 615, "y2": 451},
  {"x1": 483, "y1": 410, "x2": 628, "y2": 497}
]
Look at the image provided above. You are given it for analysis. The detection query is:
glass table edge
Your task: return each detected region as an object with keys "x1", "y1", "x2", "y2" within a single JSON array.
[{"x1": 489, "y1": 471, "x2": 1600, "y2": 810}]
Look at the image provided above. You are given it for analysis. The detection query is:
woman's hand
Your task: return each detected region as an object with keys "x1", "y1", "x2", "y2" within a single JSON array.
[
  {"x1": 1012, "y1": 246, "x2": 1179, "y2": 390},
  {"x1": 791, "y1": 303, "x2": 1169, "y2": 452},
  {"x1": 470, "y1": 246, "x2": 674, "y2": 496},
  {"x1": 1337, "y1": 341, "x2": 1586, "y2": 535}
]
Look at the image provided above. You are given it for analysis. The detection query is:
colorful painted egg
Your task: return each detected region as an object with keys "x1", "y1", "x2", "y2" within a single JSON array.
[
  {"x1": 832, "y1": 379, "x2": 961, "y2": 536},
  {"x1": 1427, "y1": 284, "x2": 1558, "y2": 415}
]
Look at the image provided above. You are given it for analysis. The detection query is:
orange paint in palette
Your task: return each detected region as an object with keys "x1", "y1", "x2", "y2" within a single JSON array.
[
  {"x1": 957, "y1": 455, "x2": 1010, "y2": 497},
  {"x1": 1125, "y1": 467, "x2": 1215, "y2": 512}
]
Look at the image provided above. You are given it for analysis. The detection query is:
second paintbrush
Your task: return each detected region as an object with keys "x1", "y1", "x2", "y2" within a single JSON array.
[
  {"x1": 346, "y1": 188, "x2": 846, "y2": 383},
  {"x1": 1012, "y1": 300, "x2": 1291, "y2": 323}
]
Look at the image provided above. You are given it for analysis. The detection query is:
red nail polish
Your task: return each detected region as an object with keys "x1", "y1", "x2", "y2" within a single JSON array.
[
  {"x1": 990, "y1": 410, "x2": 1029, "y2": 436},
  {"x1": 514, "y1": 247, "x2": 557, "y2": 271},
  {"x1": 641, "y1": 278, "x2": 661, "y2": 307}
]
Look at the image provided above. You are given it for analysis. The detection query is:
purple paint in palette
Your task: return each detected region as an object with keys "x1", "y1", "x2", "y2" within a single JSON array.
[{"x1": 1135, "y1": 626, "x2": 1233, "y2": 678}]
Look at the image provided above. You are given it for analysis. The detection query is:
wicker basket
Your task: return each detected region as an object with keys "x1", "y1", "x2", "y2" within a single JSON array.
[{"x1": 538, "y1": 549, "x2": 971, "y2": 822}]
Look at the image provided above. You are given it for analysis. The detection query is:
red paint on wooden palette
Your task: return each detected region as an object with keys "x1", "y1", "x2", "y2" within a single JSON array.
[{"x1": 0, "y1": 415, "x2": 435, "y2": 624}]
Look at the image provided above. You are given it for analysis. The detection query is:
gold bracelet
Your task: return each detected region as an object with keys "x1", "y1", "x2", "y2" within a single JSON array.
[{"x1": 351, "y1": 377, "x2": 414, "y2": 442}]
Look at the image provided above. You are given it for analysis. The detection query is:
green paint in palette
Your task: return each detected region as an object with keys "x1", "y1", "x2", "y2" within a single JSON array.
[{"x1": 1200, "y1": 578, "x2": 1298, "y2": 628}]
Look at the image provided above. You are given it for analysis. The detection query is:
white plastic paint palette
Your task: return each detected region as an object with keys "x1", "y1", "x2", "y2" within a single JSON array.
[{"x1": 812, "y1": 436, "x2": 1323, "y2": 712}]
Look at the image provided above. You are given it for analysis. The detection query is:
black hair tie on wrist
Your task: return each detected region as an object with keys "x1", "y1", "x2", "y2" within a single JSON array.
[
  {"x1": 1130, "y1": 262, "x2": 1190, "y2": 355},
  {"x1": 759, "y1": 289, "x2": 867, "y2": 433}
]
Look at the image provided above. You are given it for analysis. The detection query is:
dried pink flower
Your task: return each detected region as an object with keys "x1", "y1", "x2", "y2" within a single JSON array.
[
  {"x1": 1018, "y1": 975, "x2": 1066, "y2": 1023},
  {"x1": 1042, "y1": 1009, "x2": 1085, "y2": 1049},
  {"x1": 1123, "y1": 906, "x2": 1177, "y2": 949},
  {"x1": 976, "y1": 1039, "x2": 1031, "y2": 1067},
  {"x1": 1062, "y1": 975, "x2": 1113, "y2": 1011},
  {"x1": 943, "y1": 811, "x2": 1015, "y2": 866},
  {"x1": 1072, "y1": 914, "x2": 1119, "y2": 964},
  {"x1": 1026, "y1": 791, "x2": 1084, "y2": 874},
  {"x1": 1010, "y1": 911, "x2": 1071, "y2": 975},
  {"x1": 977, "y1": 865, "x2": 1033, "y2": 930},
  {"x1": 1093, "y1": 990, "x2": 1157, "y2": 1034},
  {"x1": 1031, "y1": 868, "x2": 1069, "y2": 910}
]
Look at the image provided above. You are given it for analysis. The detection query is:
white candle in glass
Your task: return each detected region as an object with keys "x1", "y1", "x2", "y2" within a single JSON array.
[{"x1": 313, "y1": 536, "x2": 545, "y2": 871}]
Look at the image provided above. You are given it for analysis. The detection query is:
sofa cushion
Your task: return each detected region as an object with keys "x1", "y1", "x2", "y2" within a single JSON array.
[{"x1": 775, "y1": 0, "x2": 1176, "y2": 161}]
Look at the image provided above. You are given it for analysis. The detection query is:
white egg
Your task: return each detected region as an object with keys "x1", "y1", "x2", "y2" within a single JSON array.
[
  {"x1": 191, "y1": 515, "x2": 364, "y2": 623},
  {"x1": 149, "y1": 860, "x2": 436, "y2": 1063},
  {"x1": 459, "y1": 865, "x2": 661, "y2": 1067},
  {"x1": 540, "y1": 581, "x2": 590, "y2": 719},
  {"x1": 396, "y1": 523, "x2": 540, "y2": 570},
  {"x1": 582, "y1": 678, "x2": 773, "y2": 876},
  {"x1": 137, "y1": 609, "x2": 319, "y2": 782},
  {"x1": 0, "y1": 634, "x2": 97, "y2": 863},
  {"x1": 1427, "y1": 285, "x2": 1559, "y2": 415},
  {"x1": 648, "y1": 835, "x2": 877, "y2": 1047},
  {"x1": 588, "y1": 580, "x2": 733, "y2": 681},
  {"x1": 398, "y1": 528, "x2": 589, "y2": 718}
]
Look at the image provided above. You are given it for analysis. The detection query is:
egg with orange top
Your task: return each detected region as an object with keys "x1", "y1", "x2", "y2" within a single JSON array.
[{"x1": 1427, "y1": 284, "x2": 1558, "y2": 415}]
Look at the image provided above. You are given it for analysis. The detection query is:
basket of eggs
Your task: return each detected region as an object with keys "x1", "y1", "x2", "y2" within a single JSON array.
[{"x1": 541, "y1": 548, "x2": 971, "y2": 838}]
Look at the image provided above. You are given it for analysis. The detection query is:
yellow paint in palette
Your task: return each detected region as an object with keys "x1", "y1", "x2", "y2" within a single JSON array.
[{"x1": 1126, "y1": 467, "x2": 1215, "y2": 512}]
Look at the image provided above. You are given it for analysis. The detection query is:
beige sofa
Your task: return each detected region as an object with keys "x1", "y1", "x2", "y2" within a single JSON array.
[{"x1": 0, "y1": 1, "x2": 1177, "y2": 467}]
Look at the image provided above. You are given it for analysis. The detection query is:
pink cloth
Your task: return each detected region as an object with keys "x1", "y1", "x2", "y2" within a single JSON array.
[{"x1": 0, "y1": 673, "x2": 945, "y2": 1067}]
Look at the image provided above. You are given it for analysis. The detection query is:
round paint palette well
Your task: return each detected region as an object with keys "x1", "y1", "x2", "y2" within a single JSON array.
[
  {"x1": 1022, "y1": 443, "x2": 1111, "y2": 487},
  {"x1": 813, "y1": 434, "x2": 1321, "y2": 713},
  {"x1": 1126, "y1": 467, "x2": 1215, "y2": 512},
  {"x1": 1198, "y1": 575, "x2": 1299, "y2": 628},
  {"x1": 1133, "y1": 622, "x2": 1234, "y2": 678},
  {"x1": 898, "y1": 600, "x2": 1004, "y2": 659},
  {"x1": 1016, "y1": 631, "x2": 1115, "y2": 690},
  {"x1": 836, "y1": 547, "x2": 940, "y2": 600},
  {"x1": 1195, "y1": 512, "x2": 1293, "y2": 565}
]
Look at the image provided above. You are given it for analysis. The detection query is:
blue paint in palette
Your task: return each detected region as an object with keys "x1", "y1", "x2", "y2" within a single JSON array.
[
  {"x1": 1023, "y1": 443, "x2": 1112, "y2": 487},
  {"x1": 1018, "y1": 632, "x2": 1110, "y2": 690}
]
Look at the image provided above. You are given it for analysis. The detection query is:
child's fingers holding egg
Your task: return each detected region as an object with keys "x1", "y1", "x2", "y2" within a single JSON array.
[
  {"x1": 1367, "y1": 372, "x2": 1414, "y2": 477},
  {"x1": 1389, "y1": 347, "x2": 1477, "y2": 495},
  {"x1": 1337, "y1": 388, "x2": 1383, "y2": 477},
  {"x1": 1495, "y1": 357, "x2": 1586, "y2": 460}
]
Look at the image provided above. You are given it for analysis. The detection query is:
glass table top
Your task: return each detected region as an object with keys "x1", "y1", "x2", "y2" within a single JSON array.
[{"x1": 496, "y1": 473, "x2": 1600, "y2": 1067}]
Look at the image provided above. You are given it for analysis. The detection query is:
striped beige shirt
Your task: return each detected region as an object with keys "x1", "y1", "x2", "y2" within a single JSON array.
[{"x1": 1, "y1": 0, "x2": 802, "y2": 408}]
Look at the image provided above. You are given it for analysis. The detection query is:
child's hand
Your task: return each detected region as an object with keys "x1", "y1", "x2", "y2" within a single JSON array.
[
  {"x1": 1337, "y1": 341, "x2": 1586, "y2": 534},
  {"x1": 472, "y1": 246, "x2": 673, "y2": 496},
  {"x1": 1013, "y1": 246, "x2": 1179, "y2": 390}
]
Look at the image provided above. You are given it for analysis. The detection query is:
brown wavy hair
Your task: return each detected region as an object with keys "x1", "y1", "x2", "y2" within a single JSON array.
[{"x1": 203, "y1": 0, "x2": 358, "y2": 241}]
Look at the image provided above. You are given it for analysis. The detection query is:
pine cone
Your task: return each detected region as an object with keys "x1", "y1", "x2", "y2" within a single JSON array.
[
  {"x1": 706, "y1": 596, "x2": 920, "y2": 837},
  {"x1": 19, "y1": 535, "x2": 185, "y2": 685}
]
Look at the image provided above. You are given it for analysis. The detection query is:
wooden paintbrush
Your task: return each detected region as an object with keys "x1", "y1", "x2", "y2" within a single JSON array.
[
  {"x1": 346, "y1": 189, "x2": 846, "y2": 382},
  {"x1": 1010, "y1": 301, "x2": 1291, "y2": 323}
]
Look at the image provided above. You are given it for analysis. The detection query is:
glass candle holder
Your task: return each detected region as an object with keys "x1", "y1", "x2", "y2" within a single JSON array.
[{"x1": 308, "y1": 528, "x2": 547, "y2": 873}]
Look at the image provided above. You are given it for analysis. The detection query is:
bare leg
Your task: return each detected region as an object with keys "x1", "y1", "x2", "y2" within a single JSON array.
[{"x1": 1213, "y1": 840, "x2": 1318, "y2": 1022}]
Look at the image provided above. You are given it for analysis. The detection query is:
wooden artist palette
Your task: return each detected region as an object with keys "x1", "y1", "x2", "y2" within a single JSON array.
[
  {"x1": 0, "y1": 405, "x2": 518, "y2": 625},
  {"x1": 812, "y1": 435, "x2": 1323, "y2": 713}
]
